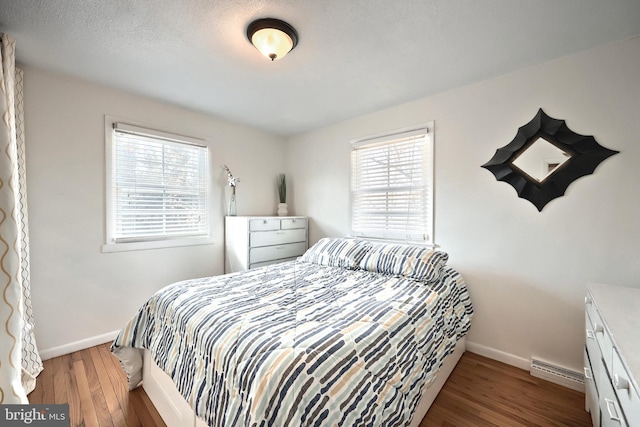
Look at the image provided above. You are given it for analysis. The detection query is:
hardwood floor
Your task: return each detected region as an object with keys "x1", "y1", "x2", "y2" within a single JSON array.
[
  {"x1": 421, "y1": 352, "x2": 591, "y2": 427},
  {"x1": 29, "y1": 343, "x2": 591, "y2": 426},
  {"x1": 29, "y1": 343, "x2": 165, "y2": 427}
]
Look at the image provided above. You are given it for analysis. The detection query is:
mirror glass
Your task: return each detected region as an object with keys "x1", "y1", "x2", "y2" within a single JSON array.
[{"x1": 511, "y1": 137, "x2": 572, "y2": 182}]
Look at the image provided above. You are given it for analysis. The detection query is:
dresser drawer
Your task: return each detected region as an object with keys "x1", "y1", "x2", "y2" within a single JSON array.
[
  {"x1": 599, "y1": 366, "x2": 628, "y2": 427},
  {"x1": 586, "y1": 295, "x2": 597, "y2": 328},
  {"x1": 586, "y1": 283, "x2": 640, "y2": 427},
  {"x1": 588, "y1": 295, "x2": 615, "y2": 374},
  {"x1": 250, "y1": 257, "x2": 298, "y2": 269},
  {"x1": 281, "y1": 218, "x2": 307, "y2": 230},
  {"x1": 226, "y1": 216, "x2": 308, "y2": 273},
  {"x1": 250, "y1": 242, "x2": 307, "y2": 264},
  {"x1": 586, "y1": 311, "x2": 604, "y2": 393},
  {"x1": 250, "y1": 229, "x2": 307, "y2": 247},
  {"x1": 249, "y1": 218, "x2": 281, "y2": 231},
  {"x1": 612, "y1": 348, "x2": 640, "y2": 424},
  {"x1": 585, "y1": 348, "x2": 600, "y2": 426}
]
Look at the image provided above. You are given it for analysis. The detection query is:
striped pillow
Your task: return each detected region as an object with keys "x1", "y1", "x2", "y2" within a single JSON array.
[
  {"x1": 358, "y1": 243, "x2": 448, "y2": 282},
  {"x1": 299, "y1": 238, "x2": 372, "y2": 269}
]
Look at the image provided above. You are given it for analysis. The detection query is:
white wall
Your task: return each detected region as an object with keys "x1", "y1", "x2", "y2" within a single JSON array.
[
  {"x1": 286, "y1": 37, "x2": 640, "y2": 372},
  {"x1": 23, "y1": 67, "x2": 286, "y2": 356}
]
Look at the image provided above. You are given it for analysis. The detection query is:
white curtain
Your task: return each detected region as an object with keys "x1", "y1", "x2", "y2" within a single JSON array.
[{"x1": 0, "y1": 33, "x2": 42, "y2": 403}]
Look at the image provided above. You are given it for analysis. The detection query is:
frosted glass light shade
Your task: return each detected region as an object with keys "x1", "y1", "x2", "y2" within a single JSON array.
[
  {"x1": 247, "y1": 18, "x2": 299, "y2": 61},
  {"x1": 251, "y1": 28, "x2": 293, "y2": 60}
]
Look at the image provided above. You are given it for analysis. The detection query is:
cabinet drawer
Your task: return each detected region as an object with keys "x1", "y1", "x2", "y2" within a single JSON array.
[
  {"x1": 249, "y1": 218, "x2": 281, "y2": 231},
  {"x1": 585, "y1": 348, "x2": 600, "y2": 426},
  {"x1": 612, "y1": 348, "x2": 640, "y2": 424},
  {"x1": 599, "y1": 366, "x2": 628, "y2": 427},
  {"x1": 250, "y1": 242, "x2": 306, "y2": 264},
  {"x1": 250, "y1": 229, "x2": 307, "y2": 247},
  {"x1": 586, "y1": 311, "x2": 603, "y2": 392},
  {"x1": 251, "y1": 257, "x2": 298, "y2": 269},
  {"x1": 588, "y1": 298, "x2": 615, "y2": 373},
  {"x1": 585, "y1": 294, "x2": 597, "y2": 329},
  {"x1": 281, "y1": 218, "x2": 307, "y2": 230}
]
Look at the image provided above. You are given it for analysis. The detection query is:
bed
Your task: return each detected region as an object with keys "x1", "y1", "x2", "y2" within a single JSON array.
[{"x1": 112, "y1": 238, "x2": 473, "y2": 427}]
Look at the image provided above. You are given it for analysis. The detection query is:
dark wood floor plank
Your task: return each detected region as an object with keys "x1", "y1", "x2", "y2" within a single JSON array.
[
  {"x1": 73, "y1": 359, "x2": 100, "y2": 427},
  {"x1": 128, "y1": 388, "x2": 166, "y2": 427},
  {"x1": 90, "y1": 345, "x2": 129, "y2": 427},
  {"x1": 135, "y1": 386, "x2": 167, "y2": 427},
  {"x1": 62, "y1": 353, "x2": 84, "y2": 426},
  {"x1": 80, "y1": 346, "x2": 115, "y2": 427},
  {"x1": 61, "y1": 354, "x2": 84, "y2": 427},
  {"x1": 97, "y1": 343, "x2": 142, "y2": 427},
  {"x1": 40, "y1": 358, "x2": 55, "y2": 404},
  {"x1": 51, "y1": 354, "x2": 68, "y2": 405}
]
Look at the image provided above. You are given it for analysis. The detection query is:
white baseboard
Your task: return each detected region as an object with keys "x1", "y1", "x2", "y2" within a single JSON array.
[
  {"x1": 465, "y1": 341, "x2": 585, "y2": 392},
  {"x1": 39, "y1": 330, "x2": 120, "y2": 361},
  {"x1": 465, "y1": 340, "x2": 530, "y2": 370}
]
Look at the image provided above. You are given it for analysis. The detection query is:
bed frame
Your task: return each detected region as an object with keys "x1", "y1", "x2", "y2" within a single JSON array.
[{"x1": 141, "y1": 337, "x2": 466, "y2": 427}]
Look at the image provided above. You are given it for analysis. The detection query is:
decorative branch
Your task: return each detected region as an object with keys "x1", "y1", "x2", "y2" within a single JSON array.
[
  {"x1": 223, "y1": 165, "x2": 240, "y2": 188},
  {"x1": 277, "y1": 173, "x2": 286, "y2": 203}
]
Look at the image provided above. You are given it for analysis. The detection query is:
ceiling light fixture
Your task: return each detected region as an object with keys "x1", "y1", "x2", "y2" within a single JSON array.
[{"x1": 247, "y1": 18, "x2": 298, "y2": 61}]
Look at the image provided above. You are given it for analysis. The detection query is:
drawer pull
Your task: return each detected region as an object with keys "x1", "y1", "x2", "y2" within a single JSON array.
[
  {"x1": 585, "y1": 295, "x2": 592, "y2": 304},
  {"x1": 593, "y1": 322, "x2": 604, "y2": 333},
  {"x1": 604, "y1": 398, "x2": 621, "y2": 422},
  {"x1": 276, "y1": 231, "x2": 285, "y2": 235},
  {"x1": 586, "y1": 330, "x2": 595, "y2": 340},
  {"x1": 613, "y1": 373, "x2": 629, "y2": 390},
  {"x1": 583, "y1": 367, "x2": 593, "y2": 380}
]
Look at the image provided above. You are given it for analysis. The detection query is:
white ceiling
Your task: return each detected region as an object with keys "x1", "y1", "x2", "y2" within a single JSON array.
[{"x1": 2, "y1": 0, "x2": 640, "y2": 136}]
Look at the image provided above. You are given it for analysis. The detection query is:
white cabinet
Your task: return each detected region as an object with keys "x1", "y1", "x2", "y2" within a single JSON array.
[
  {"x1": 585, "y1": 283, "x2": 640, "y2": 426},
  {"x1": 225, "y1": 216, "x2": 308, "y2": 273}
]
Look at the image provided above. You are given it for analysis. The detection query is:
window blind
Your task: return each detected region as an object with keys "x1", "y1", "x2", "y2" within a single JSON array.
[
  {"x1": 111, "y1": 124, "x2": 209, "y2": 242},
  {"x1": 351, "y1": 128, "x2": 432, "y2": 243}
]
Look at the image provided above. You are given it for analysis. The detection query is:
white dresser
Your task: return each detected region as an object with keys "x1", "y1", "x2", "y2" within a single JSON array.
[
  {"x1": 225, "y1": 216, "x2": 308, "y2": 273},
  {"x1": 584, "y1": 283, "x2": 640, "y2": 426}
]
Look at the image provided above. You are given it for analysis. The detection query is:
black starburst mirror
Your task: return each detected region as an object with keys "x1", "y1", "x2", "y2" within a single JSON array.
[{"x1": 481, "y1": 109, "x2": 619, "y2": 211}]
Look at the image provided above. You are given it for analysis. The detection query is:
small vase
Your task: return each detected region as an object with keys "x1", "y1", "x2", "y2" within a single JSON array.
[
  {"x1": 277, "y1": 203, "x2": 288, "y2": 216},
  {"x1": 228, "y1": 191, "x2": 237, "y2": 216}
]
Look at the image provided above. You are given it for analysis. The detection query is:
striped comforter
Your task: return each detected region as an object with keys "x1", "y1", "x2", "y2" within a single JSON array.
[{"x1": 112, "y1": 260, "x2": 473, "y2": 427}]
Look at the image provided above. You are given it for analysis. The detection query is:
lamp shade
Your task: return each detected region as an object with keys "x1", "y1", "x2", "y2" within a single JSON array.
[{"x1": 247, "y1": 18, "x2": 298, "y2": 61}]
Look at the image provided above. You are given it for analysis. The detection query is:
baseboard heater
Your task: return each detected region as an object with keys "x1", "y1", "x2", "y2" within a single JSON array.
[{"x1": 530, "y1": 358, "x2": 585, "y2": 392}]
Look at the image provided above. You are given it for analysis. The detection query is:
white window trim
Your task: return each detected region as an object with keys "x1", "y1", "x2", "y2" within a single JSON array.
[
  {"x1": 102, "y1": 116, "x2": 214, "y2": 253},
  {"x1": 349, "y1": 122, "x2": 435, "y2": 246}
]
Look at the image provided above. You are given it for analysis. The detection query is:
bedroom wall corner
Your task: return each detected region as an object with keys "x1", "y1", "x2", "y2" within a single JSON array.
[{"x1": 22, "y1": 66, "x2": 288, "y2": 354}]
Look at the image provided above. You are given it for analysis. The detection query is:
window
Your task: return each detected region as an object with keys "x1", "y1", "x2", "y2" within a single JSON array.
[
  {"x1": 104, "y1": 119, "x2": 211, "y2": 252},
  {"x1": 350, "y1": 124, "x2": 434, "y2": 244}
]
